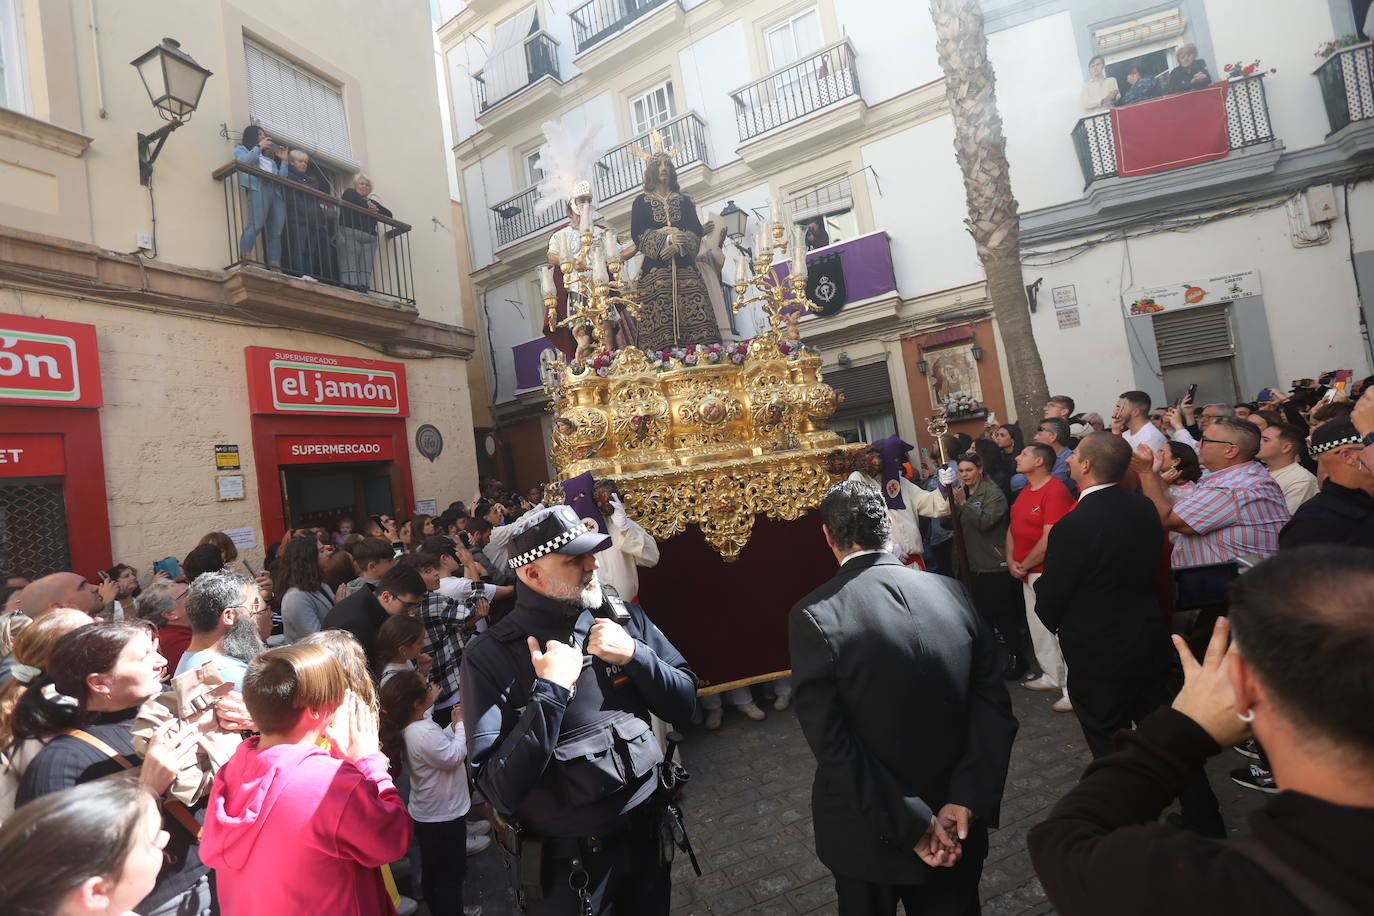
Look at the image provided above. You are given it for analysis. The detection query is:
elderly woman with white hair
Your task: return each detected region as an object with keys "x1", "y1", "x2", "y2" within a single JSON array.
[{"x1": 337, "y1": 174, "x2": 393, "y2": 292}]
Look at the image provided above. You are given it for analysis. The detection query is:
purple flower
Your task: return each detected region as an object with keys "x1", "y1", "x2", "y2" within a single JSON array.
[
  {"x1": 596, "y1": 366, "x2": 610, "y2": 377},
  {"x1": 730, "y1": 353, "x2": 744, "y2": 364},
  {"x1": 685, "y1": 353, "x2": 698, "y2": 365}
]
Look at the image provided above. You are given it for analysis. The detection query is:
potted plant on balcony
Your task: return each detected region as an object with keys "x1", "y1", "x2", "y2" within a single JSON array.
[
  {"x1": 1222, "y1": 59, "x2": 1276, "y2": 79},
  {"x1": 1315, "y1": 35, "x2": 1366, "y2": 58}
]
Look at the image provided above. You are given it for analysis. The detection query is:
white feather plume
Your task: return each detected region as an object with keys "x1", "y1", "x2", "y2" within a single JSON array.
[{"x1": 534, "y1": 119, "x2": 603, "y2": 217}]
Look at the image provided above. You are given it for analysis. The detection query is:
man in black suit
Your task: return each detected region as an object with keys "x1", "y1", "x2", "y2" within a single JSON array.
[
  {"x1": 1034, "y1": 432, "x2": 1223, "y2": 835},
  {"x1": 321, "y1": 563, "x2": 426, "y2": 662},
  {"x1": 790, "y1": 480, "x2": 1017, "y2": 915}
]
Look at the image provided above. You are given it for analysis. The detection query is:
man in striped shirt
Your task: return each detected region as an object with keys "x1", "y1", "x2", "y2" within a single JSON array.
[{"x1": 1133, "y1": 417, "x2": 1290, "y2": 566}]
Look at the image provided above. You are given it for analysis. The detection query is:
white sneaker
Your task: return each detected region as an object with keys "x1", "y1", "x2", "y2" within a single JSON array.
[
  {"x1": 463, "y1": 907, "x2": 483, "y2": 916},
  {"x1": 466, "y1": 834, "x2": 492, "y2": 856},
  {"x1": 773, "y1": 694, "x2": 791, "y2": 711},
  {"x1": 467, "y1": 819, "x2": 491, "y2": 837},
  {"x1": 738, "y1": 702, "x2": 766, "y2": 722},
  {"x1": 1022, "y1": 675, "x2": 1062, "y2": 692},
  {"x1": 396, "y1": 896, "x2": 418, "y2": 916},
  {"x1": 301, "y1": 274, "x2": 317, "y2": 281},
  {"x1": 1052, "y1": 695, "x2": 1074, "y2": 713}
]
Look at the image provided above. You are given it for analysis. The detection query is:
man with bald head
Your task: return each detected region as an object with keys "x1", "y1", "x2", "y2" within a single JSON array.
[
  {"x1": 16, "y1": 572, "x2": 103, "y2": 619},
  {"x1": 1037, "y1": 432, "x2": 1224, "y2": 834}
]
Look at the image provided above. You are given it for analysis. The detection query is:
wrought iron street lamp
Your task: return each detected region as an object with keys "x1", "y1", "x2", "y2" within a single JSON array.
[{"x1": 131, "y1": 38, "x2": 212, "y2": 185}]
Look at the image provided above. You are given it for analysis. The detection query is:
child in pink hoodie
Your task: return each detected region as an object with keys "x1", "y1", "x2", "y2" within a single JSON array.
[{"x1": 201, "y1": 643, "x2": 412, "y2": 915}]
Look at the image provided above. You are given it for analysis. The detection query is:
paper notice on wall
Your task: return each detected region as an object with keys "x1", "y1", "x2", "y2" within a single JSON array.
[
  {"x1": 224, "y1": 526, "x2": 257, "y2": 550},
  {"x1": 415, "y1": 499, "x2": 438, "y2": 516},
  {"x1": 217, "y1": 475, "x2": 246, "y2": 501},
  {"x1": 1057, "y1": 307, "x2": 1081, "y2": 329}
]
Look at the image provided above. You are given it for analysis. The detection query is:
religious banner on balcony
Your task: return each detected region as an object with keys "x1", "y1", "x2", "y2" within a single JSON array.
[
  {"x1": 1110, "y1": 82, "x2": 1230, "y2": 177},
  {"x1": 805, "y1": 252, "x2": 847, "y2": 316},
  {"x1": 1126, "y1": 269, "x2": 1261, "y2": 316}
]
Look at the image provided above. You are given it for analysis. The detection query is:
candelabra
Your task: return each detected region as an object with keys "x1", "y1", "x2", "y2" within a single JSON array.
[
  {"x1": 731, "y1": 213, "x2": 816, "y2": 339},
  {"x1": 540, "y1": 205, "x2": 639, "y2": 360}
]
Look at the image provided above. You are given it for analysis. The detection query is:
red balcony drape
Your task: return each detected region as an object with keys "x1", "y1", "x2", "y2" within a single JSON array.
[{"x1": 1110, "y1": 82, "x2": 1230, "y2": 177}]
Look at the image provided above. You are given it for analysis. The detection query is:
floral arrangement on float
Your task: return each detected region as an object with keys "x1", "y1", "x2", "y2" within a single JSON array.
[
  {"x1": 1222, "y1": 59, "x2": 1276, "y2": 79},
  {"x1": 562, "y1": 339, "x2": 815, "y2": 377},
  {"x1": 1314, "y1": 35, "x2": 1365, "y2": 58},
  {"x1": 941, "y1": 392, "x2": 985, "y2": 418}
]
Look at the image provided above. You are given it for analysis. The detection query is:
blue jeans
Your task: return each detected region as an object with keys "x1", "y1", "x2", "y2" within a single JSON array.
[{"x1": 239, "y1": 186, "x2": 285, "y2": 264}]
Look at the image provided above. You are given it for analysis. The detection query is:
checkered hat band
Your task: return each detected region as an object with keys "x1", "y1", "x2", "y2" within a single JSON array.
[
  {"x1": 509, "y1": 526, "x2": 581, "y2": 569},
  {"x1": 1310, "y1": 434, "x2": 1362, "y2": 455}
]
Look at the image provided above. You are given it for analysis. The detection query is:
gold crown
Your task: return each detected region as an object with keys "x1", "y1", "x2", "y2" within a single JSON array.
[{"x1": 627, "y1": 129, "x2": 681, "y2": 162}]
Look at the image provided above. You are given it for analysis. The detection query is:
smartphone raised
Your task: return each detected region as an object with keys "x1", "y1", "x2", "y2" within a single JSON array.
[{"x1": 1185, "y1": 383, "x2": 1198, "y2": 403}]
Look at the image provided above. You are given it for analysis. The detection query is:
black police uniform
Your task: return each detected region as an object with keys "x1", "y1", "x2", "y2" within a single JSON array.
[{"x1": 461, "y1": 580, "x2": 697, "y2": 914}]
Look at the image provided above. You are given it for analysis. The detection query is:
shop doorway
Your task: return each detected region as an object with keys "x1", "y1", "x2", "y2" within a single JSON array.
[
  {"x1": 0, "y1": 477, "x2": 72, "y2": 578},
  {"x1": 280, "y1": 461, "x2": 401, "y2": 531}
]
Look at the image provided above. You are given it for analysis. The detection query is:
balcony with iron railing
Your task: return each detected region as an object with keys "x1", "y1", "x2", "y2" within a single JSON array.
[
  {"x1": 489, "y1": 112, "x2": 711, "y2": 250},
  {"x1": 731, "y1": 40, "x2": 861, "y2": 143},
  {"x1": 570, "y1": 0, "x2": 677, "y2": 54},
  {"x1": 1070, "y1": 73, "x2": 1275, "y2": 186},
  {"x1": 1316, "y1": 41, "x2": 1374, "y2": 138},
  {"x1": 213, "y1": 161, "x2": 415, "y2": 304},
  {"x1": 475, "y1": 31, "x2": 560, "y2": 114}
]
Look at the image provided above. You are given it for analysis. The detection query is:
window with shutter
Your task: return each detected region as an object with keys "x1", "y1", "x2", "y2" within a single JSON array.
[
  {"x1": 0, "y1": 0, "x2": 29, "y2": 114},
  {"x1": 243, "y1": 38, "x2": 355, "y2": 168},
  {"x1": 1152, "y1": 305, "x2": 1234, "y2": 367}
]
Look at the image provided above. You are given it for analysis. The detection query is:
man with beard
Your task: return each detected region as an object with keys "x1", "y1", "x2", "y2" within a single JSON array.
[
  {"x1": 176, "y1": 570, "x2": 269, "y2": 690},
  {"x1": 461, "y1": 505, "x2": 696, "y2": 915}
]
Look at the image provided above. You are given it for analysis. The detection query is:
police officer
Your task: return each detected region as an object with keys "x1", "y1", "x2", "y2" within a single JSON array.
[{"x1": 461, "y1": 505, "x2": 697, "y2": 914}]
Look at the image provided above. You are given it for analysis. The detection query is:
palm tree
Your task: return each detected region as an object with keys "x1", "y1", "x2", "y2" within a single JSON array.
[{"x1": 930, "y1": 0, "x2": 1049, "y2": 436}]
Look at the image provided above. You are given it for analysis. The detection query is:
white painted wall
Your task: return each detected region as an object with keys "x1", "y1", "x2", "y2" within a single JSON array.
[
  {"x1": 447, "y1": 33, "x2": 489, "y2": 144},
  {"x1": 679, "y1": 20, "x2": 751, "y2": 168},
  {"x1": 461, "y1": 148, "x2": 515, "y2": 269},
  {"x1": 1201, "y1": 0, "x2": 1337, "y2": 154},
  {"x1": 483, "y1": 277, "x2": 536, "y2": 403},
  {"x1": 834, "y1": 0, "x2": 942, "y2": 102},
  {"x1": 860, "y1": 117, "x2": 982, "y2": 299},
  {"x1": 1025, "y1": 205, "x2": 1371, "y2": 418},
  {"x1": 987, "y1": 10, "x2": 1084, "y2": 213}
]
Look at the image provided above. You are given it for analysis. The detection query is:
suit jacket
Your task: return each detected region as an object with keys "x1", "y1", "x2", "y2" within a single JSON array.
[
  {"x1": 1034, "y1": 486, "x2": 1169, "y2": 680},
  {"x1": 789, "y1": 553, "x2": 1017, "y2": 884}
]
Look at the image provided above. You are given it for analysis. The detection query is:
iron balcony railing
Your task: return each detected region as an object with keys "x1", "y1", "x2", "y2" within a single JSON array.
[
  {"x1": 1071, "y1": 73, "x2": 1276, "y2": 186},
  {"x1": 213, "y1": 161, "x2": 415, "y2": 304},
  {"x1": 1315, "y1": 41, "x2": 1374, "y2": 135},
  {"x1": 490, "y1": 184, "x2": 563, "y2": 249},
  {"x1": 731, "y1": 40, "x2": 860, "y2": 142},
  {"x1": 490, "y1": 112, "x2": 710, "y2": 249},
  {"x1": 569, "y1": 0, "x2": 675, "y2": 53},
  {"x1": 596, "y1": 112, "x2": 709, "y2": 202},
  {"x1": 475, "y1": 31, "x2": 560, "y2": 112}
]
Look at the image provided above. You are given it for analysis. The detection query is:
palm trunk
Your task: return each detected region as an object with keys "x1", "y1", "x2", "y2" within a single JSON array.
[{"x1": 930, "y1": 0, "x2": 1049, "y2": 438}]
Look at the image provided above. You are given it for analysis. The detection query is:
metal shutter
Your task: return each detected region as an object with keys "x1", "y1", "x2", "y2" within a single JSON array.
[
  {"x1": 1152, "y1": 305, "x2": 1233, "y2": 367},
  {"x1": 244, "y1": 39, "x2": 355, "y2": 168},
  {"x1": 825, "y1": 361, "x2": 892, "y2": 412}
]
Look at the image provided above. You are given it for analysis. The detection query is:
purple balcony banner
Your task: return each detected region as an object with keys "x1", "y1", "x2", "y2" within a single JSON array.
[{"x1": 772, "y1": 231, "x2": 896, "y2": 307}]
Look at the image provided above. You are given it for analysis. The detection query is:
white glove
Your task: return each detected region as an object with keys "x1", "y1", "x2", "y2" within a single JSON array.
[
  {"x1": 937, "y1": 467, "x2": 956, "y2": 487},
  {"x1": 886, "y1": 540, "x2": 908, "y2": 563},
  {"x1": 609, "y1": 494, "x2": 630, "y2": 530}
]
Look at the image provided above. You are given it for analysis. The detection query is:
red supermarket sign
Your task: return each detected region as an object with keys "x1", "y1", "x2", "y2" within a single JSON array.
[
  {"x1": 0, "y1": 313, "x2": 102, "y2": 408},
  {"x1": 245, "y1": 347, "x2": 408, "y2": 416},
  {"x1": 276, "y1": 435, "x2": 395, "y2": 465},
  {"x1": 0, "y1": 434, "x2": 67, "y2": 477}
]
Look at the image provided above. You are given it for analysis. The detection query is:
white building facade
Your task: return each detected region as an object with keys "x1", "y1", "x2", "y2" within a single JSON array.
[
  {"x1": 437, "y1": 0, "x2": 1026, "y2": 489},
  {"x1": 987, "y1": 0, "x2": 1374, "y2": 415}
]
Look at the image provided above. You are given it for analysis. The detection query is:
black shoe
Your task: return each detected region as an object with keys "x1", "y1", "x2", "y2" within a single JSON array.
[
  {"x1": 1233, "y1": 739, "x2": 1260, "y2": 759},
  {"x1": 1230, "y1": 763, "x2": 1278, "y2": 795}
]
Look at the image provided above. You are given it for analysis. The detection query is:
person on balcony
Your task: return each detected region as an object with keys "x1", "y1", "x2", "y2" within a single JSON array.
[
  {"x1": 631, "y1": 148, "x2": 721, "y2": 352},
  {"x1": 1081, "y1": 55, "x2": 1120, "y2": 112},
  {"x1": 336, "y1": 175, "x2": 392, "y2": 293},
  {"x1": 1114, "y1": 63, "x2": 1161, "y2": 106},
  {"x1": 283, "y1": 149, "x2": 338, "y2": 284},
  {"x1": 1163, "y1": 43, "x2": 1212, "y2": 94},
  {"x1": 235, "y1": 126, "x2": 288, "y2": 270}
]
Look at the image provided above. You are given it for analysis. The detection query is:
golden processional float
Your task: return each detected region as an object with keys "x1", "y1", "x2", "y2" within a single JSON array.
[{"x1": 536, "y1": 206, "x2": 854, "y2": 561}]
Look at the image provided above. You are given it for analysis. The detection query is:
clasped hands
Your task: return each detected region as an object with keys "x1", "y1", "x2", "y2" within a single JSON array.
[
  {"x1": 915, "y1": 804, "x2": 973, "y2": 868},
  {"x1": 527, "y1": 619, "x2": 637, "y2": 689}
]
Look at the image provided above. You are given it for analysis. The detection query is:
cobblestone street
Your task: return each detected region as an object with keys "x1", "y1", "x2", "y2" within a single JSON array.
[{"x1": 462, "y1": 684, "x2": 1264, "y2": 915}]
